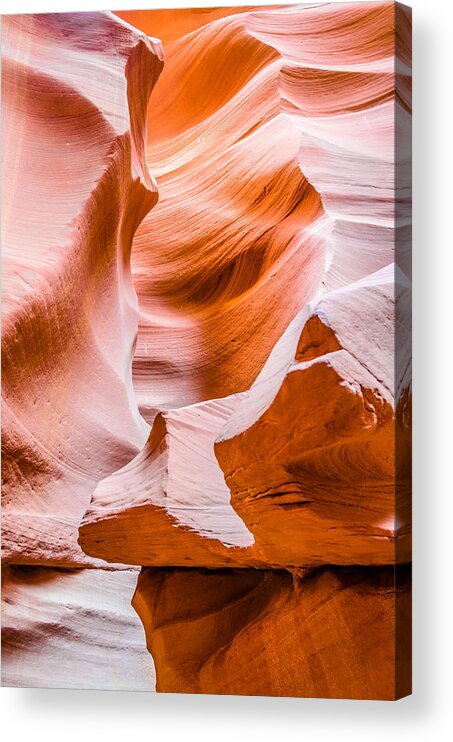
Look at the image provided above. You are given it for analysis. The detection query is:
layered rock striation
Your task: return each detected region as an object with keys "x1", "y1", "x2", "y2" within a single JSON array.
[
  {"x1": 79, "y1": 266, "x2": 411, "y2": 569},
  {"x1": 1, "y1": 11, "x2": 163, "y2": 689},
  {"x1": 2, "y1": 11, "x2": 163, "y2": 567},
  {"x1": 133, "y1": 564, "x2": 411, "y2": 699},
  {"x1": 2, "y1": 566, "x2": 154, "y2": 690},
  {"x1": 109, "y1": 2, "x2": 412, "y2": 700},
  {"x1": 2, "y1": 3, "x2": 411, "y2": 699}
]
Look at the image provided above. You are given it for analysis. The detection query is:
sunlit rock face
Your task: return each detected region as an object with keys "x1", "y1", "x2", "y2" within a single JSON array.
[
  {"x1": 1, "y1": 11, "x2": 162, "y2": 689},
  {"x1": 1, "y1": 11, "x2": 163, "y2": 567},
  {"x1": 1, "y1": 566, "x2": 155, "y2": 691},
  {"x1": 104, "y1": 2, "x2": 412, "y2": 700},
  {"x1": 115, "y1": 1, "x2": 412, "y2": 417},
  {"x1": 2, "y1": 3, "x2": 411, "y2": 699},
  {"x1": 118, "y1": 6, "x2": 331, "y2": 416},
  {"x1": 79, "y1": 266, "x2": 411, "y2": 569}
]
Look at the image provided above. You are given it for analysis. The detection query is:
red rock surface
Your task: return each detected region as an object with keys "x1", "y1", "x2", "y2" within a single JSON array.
[
  {"x1": 79, "y1": 267, "x2": 411, "y2": 569},
  {"x1": 133, "y1": 565, "x2": 411, "y2": 699}
]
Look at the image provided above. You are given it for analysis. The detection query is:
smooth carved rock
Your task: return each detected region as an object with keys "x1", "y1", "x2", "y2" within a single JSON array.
[
  {"x1": 112, "y1": 2, "x2": 412, "y2": 417},
  {"x1": 1, "y1": 566, "x2": 155, "y2": 690},
  {"x1": 216, "y1": 266, "x2": 411, "y2": 567},
  {"x1": 120, "y1": 8, "x2": 332, "y2": 417},
  {"x1": 79, "y1": 266, "x2": 410, "y2": 568},
  {"x1": 133, "y1": 565, "x2": 411, "y2": 700},
  {"x1": 2, "y1": 3, "x2": 411, "y2": 699},
  {"x1": 116, "y1": 6, "x2": 261, "y2": 47},
  {"x1": 269, "y1": 3, "x2": 412, "y2": 291},
  {"x1": 1, "y1": 12, "x2": 163, "y2": 566}
]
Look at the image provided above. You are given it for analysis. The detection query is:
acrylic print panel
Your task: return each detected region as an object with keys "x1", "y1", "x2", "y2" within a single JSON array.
[{"x1": 1, "y1": 2, "x2": 412, "y2": 699}]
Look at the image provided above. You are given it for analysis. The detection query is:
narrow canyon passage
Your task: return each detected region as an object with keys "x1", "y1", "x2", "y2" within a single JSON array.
[{"x1": 2, "y1": 3, "x2": 411, "y2": 698}]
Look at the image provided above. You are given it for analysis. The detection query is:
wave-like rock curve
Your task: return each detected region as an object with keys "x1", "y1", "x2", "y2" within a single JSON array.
[
  {"x1": 1, "y1": 12, "x2": 163, "y2": 566},
  {"x1": 2, "y1": 3, "x2": 411, "y2": 698}
]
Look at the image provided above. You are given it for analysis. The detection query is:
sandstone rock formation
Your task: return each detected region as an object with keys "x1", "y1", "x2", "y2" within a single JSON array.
[
  {"x1": 120, "y1": 5, "x2": 331, "y2": 416},
  {"x1": 2, "y1": 3, "x2": 411, "y2": 699},
  {"x1": 133, "y1": 565, "x2": 411, "y2": 699},
  {"x1": 79, "y1": 266, "x2": 411, "y2": 569},
  {"x1": 1, "y1": 11, "x2": 162, "y2": 689},
  {"x1": 2, "y1": 11, "x2": 163, "y2": 567},
  {"x1": 2, "y1": 566, "x2": 154, "y2": 690},
  {"x1": 107, "y1": 2, "x2": 411, "y2": 700}
]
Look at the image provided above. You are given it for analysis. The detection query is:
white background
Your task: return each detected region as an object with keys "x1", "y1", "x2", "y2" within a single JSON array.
[{"x1": 0, "y1": 0, "x2": 452, "y2": 739}]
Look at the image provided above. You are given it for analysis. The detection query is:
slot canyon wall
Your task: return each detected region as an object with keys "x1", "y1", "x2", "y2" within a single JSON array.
[{"x1": 1, "y1": 2, "x2": 412, "y2": 699}]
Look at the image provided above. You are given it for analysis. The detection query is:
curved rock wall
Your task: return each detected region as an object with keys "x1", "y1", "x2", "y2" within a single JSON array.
[
  {"x1": 1, "y1": 10, "x2": 163, "y2": 690},
  {"x1": 2, "y1": 3, "x2": 411, "y2": 698}
]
